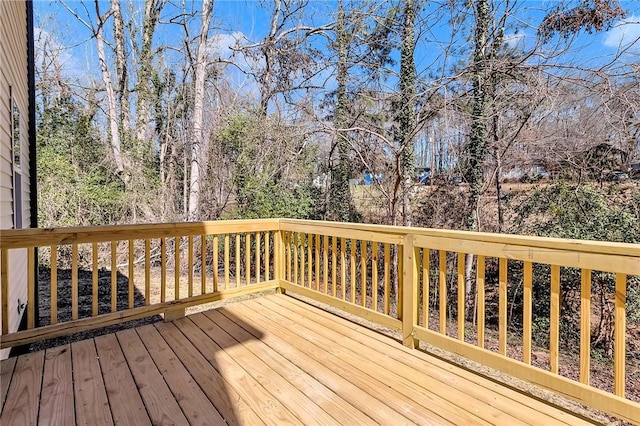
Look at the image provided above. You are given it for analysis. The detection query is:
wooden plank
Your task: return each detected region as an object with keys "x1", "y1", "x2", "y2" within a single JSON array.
[
  {"x1": 372, "y1": 242, "x2": 378, "y2": 312},
  {"x1": 457, "y1": 252, "x2": 464, "y2": 341},
  {"x1": 175, "y1": 236, "x2": 181, "y2": 300},
  {"x1": 477, "y1": 256, "x2": 486, "y2": 347},
  {"x1": 111, "y1": 241, "x2": 117, "y2": 312},
  {"x1": 52, "y1": 246, "x2": 59, "y2": 322},
  {"x1": 350, "y1": 240, "x2": 356, "y2": 304},
  {"x1": 223, "y1": 302, "x2": 424, "y2": 425},
  {"x1": 154, "y1": 321, "x2": 266, "y2": 425},
  {"x1": 279, "y1": 281, "x2": 401, "y2": 331},
  {"x1": 71, "y1": 339, "x2": 112, "y2": 426},
  {"x1": 0, "y1": 219, "x2": 280, "y2": 249},
  {"x1": 550, "y1": 264, "x2": 560, "y2": 373},
  {"x1": 293, "y1": 233, "x2": 299, "y2": 285},
  {"x1": 398, "y1": 245, "x2": 403, "y2": 320},
  {"x1": 439, "y1": 250, "x2": 447, "y2": 335},
  {"x1": 1, "y1": 249, "x2": 7, "y2": 334},
  {"x1": 256, "y1": 232, "x2": 260, "y2": 284},
  {"x1": 0, "y1": 351, "x2": 44, "y2": 425},
  {"x1": 270, "y1": 295, "x2": 592, "y2": 426},
  {"x1": 189, "y1": 313, "x2": 338, "y2": 425},
  {"x1": 235, "y1": 234, "x2": 241, "y2": 288},
  {"x1": 580, "y1": 269, "x2": 591, "y2": 385},
  {"x1": 73, "y1": 243, "x2": 79, "y2": 319},
  {"x1": 614, "y1": 273, "x2": 626, "y2": 397},
  {"x1": 161, "y1": 237, "x2": 166, "y2": 302},
  {"x1": 279, "y1": 221, "x2": 404, "y2": 245},
  {"x1": 384, "y1": 243, "x2": 390, "y2": 314},
  {"x1": 27, "y1": 248, "x2": 35, "y2": 329},
  {"x1": 245, "y1": 233, "x2": 251, "y2": 286},
  {"x1": 91, "y1": 243, "x2": 100, "y2": 316},
  {"x1": 94, "y1": 334, "x2": 151, "y2": 425},
  {"x1": 203, "y1": 309, "x2": 372, "y2": 425},
  {"x1": 422, "y1": 248, "x2": 429, "y2": 328},
  {"x1": 285, "y1": 232, "x2": 291, "y2": 282},
  {"x1": 412, "y1": 234, "x2": 639, "y2": 276},
  {"x1": 128, "y1": 240, "x2": 134, "y2": 309},
  {"x1": 412, "y1": 325, "x2": 640, "y2": 424},
  {"x1": 300, "y1": 233, "x2": 305, "y2": 287},
  {"x1": 307, "y1": 234, "x2": 312, "y2": 290},
  {"x1": 213, "y1": 235, "x2": 220, "y2": 292},
  {"x1": 264, "y1": 232, "x2": 270, "y2": 281},
  {"x1": 402, "y1": 235, "x2": 418, "y2": 348},
  {"x1": 0, "y1": 357, "x2": 16, "y2": 411},
  {"x1": 341, "y1": 238, "x2": 347, "y2": 301},
  {"x1": 360, "y1": 240, "x2": 367, "y2": 307},
  {"x1": 116, "y1": 328, "x2": 189, "y2": 425},
  {"x1": 499, "y1": 258, "x2": 507, "y2": 356},
  {"x1": 189, "y1": 235, "x2": 194, "y2": 297},
  {"x1": 202, "y1": 235, "x2": 207, "y2": 293},
  {"x1": 1, "y1": 281, "x2": 279, "y2": 349},
  {"x1": 136, "y1": 325, "x2": 226, "y2": 426},
  {"x1": 315, "y1": 234, "x2": 320, "y2": 291},
  {"x1": 522, "y1": 261, "x2": 532, "y2": 363},
  {"x1": 39, "y1": 345, "x2": 74, "y2": 425},
  {"x1": 261, "y1": 297, "x2": 531, "y2": 426},
  {"x1": 224, "y1": 234, "x2": 229, "y2": 288},
  {"x1": 323, "y1": 235, "x2": 329, "y2": 293},
  {"x1": 331, "y1": 237, "x2": 337, "y2": 298},
  {"x1": 144, "y1": 239, "x2": 150, "y2": 305},
  {"x1": 245, "y1": 298, "x2": 454, "y2": 425}
]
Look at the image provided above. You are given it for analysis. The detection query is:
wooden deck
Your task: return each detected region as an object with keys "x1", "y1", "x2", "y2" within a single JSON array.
[{"x1": 1, "y1": 294, "x2": 598, "y2": 426}]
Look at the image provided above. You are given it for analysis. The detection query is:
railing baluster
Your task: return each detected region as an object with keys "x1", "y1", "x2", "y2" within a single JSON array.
[
  {"x1": 361, "y1": 240, "x2": 367, "y2": 307},
  {"x1": 235, "y1": 234, "x2": 241, "y2": 288},
  {"x1": 499, "y1": 258, "x2": 508, "y2": 356},
  {"x1": 144, "y1": 240, "x2": 150, "y2": 305},
  {"x1": 188, "y1": 235, "x2": 194, "y2": 297},
  {"x1": 1, "y1": 248, "x2": 8, "y2": 334},
  {"x1": 580, "y1": 268, "x2": 591, "y2": 384},
  {"x1": 265, "y1": 232, "x2": 270, "y2": 281},
  {"x1": 614, "y1": 273, "x2": 626, "y2": 397},
  {"x1": 350, "y1": 240, "x2": 356, "y2": 304},
  {"x1": 323, "y1": 235, "x2": 329, "y2": 294},
  {"x1": 111, "y1": 241, "x2": 117, "y2": 311},
  {"x1": 128, "y1": 240, "x2": 134, "y2": 309},
  {"x1": 422, "y1": 248, "x2": 429, "y2": 329},
  {"x1": 372, "y1": 242, "x2": 378, "y2": 312},
  {"x1": 341, "y1": 238, "x2": 346, "y2": 301},
  {"x1": 457, "y1": 252, "x2": 465, "y2": 341},
  {"x1": 314, "y1": 234, "x2": 320, "y2": 291},
  {"x1": 307, "y1": 234, "x2": 312, "y2": 289},
  {"x1": 293, "y1": 233, "x2": 299, "y2": 285},
  {"x1": 477, "y1": 255, "x2": 486, "y2": 348},
  {"x1": 201, "y1": 235, "x2": 207, "y2": 294},
  {"x1": 256, "y1": 232, "x2": 261, "y2": 284},
  {"x1": 161, "y1": 237, "x2": 166, "y2": 303},
  {"x1": 439, "y1": 250, "x2": 446, "y2": 334},
  {"x1": 300, "y1": 233, "x2": 306, "y2": 287},
  {"x1": 286, "y1": 232, "x2": 291, "y2": 282},
  {"x1": 245, "y1": 233, "x2": 251, "y2": 286},
  {"x1": 225, "y1": 234, "x2": 230, "y2": 289},
  {"x1": 92, "y1": 243, "x2": 99, "y2": 313},
  {"x1": 384, "y1": 243, "x2": 390, "y2": 315},
  {"x1": 398, "y1": 245, "x2": 404, "y2": 320},
  {"x1": 73, "y1": 243, "x2": 79, "y2": 319},
  {"x1": 27, "y1": 247, "x2": 35, "y2": 329},
  {"x1": 331, "y1": 237, "x2": 337, "y2": 298},
  {"x1": 175, "y1": 237, "x2": 180, "y2": 300},
  {"x1": 214, "y1": 235, "x2": 220, "y2": 292},
  {"x1": 52, "y1": 245, "x2": 59, "y2": 322},
  {"x1": 550, "y1": 264, "x2": 560, "y2": 373}
]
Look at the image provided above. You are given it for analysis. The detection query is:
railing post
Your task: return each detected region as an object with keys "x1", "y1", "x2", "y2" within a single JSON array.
[
  {"x1": 402, "y1": 234, "x2": 418, "y2": 349},
  {"x1": 275, "y1": 223, "x2": 286, "y2": 294}
]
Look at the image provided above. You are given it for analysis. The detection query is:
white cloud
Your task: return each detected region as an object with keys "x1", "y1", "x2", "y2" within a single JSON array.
[
  {"x1": 207, "y1": 31, "x2": 244, "y2": 60},
  {"x1": 603, "y1": 15, "x2": 640, "y2": 50},
  {"x1": 504, "y1": 32, "x2": 527, "y2": 49}
]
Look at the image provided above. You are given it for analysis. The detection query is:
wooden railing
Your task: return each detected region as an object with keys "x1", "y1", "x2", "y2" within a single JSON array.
[
  {"x1": 1, "y1": 218, "x2": 639, "y2": 422},
  {"x1": 277, "y1": 219, "x2": 640, "y2": 424},
  {"x1": 0, "y1": 219, "x2": 281, "y2": 348}
]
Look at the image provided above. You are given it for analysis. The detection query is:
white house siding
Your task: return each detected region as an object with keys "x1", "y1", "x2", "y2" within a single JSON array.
[{"x1": 0, "y1": 0, "x2": 31, "y2": 359}]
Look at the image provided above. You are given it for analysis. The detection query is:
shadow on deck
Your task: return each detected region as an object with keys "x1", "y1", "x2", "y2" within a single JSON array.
[{"x1": 1, "y1": 294, "x2": 600, "y2": 425}]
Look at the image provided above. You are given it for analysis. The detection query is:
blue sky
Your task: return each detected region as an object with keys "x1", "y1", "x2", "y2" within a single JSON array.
[{"x1": 34, "y1": 0, "x2": 640, "y2": 91}]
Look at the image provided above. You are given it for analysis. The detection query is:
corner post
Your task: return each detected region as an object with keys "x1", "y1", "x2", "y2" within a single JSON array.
[
  {"x1": 402, "y1": 234, "x2": 418, "y2": 348},
  {"x1": 274, "y1": 221, "x2": 286, "y2": 294}
]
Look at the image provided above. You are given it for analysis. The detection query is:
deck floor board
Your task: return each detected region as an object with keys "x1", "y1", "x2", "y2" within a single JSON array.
[{"x1": 1, "y1": 294, "x2": 600, "y2": 425}]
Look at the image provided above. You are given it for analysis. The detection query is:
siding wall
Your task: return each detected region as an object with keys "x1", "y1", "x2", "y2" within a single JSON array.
[{"x1": 0, "y1": 1, "x2": 31, "y2": 359}]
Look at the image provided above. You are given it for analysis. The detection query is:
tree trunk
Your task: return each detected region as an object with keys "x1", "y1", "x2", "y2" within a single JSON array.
[
  {"x1": 111, "y1": 0, "x2": 129, "y2": 135},
  {"x1": 187, "y1": 0, "x2": 214, "y2": 221},
  {"x1": 95, "y1": 2, "x2": 124, "y2": 174}
]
